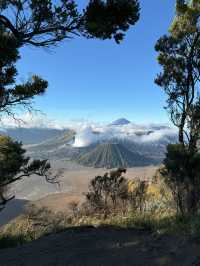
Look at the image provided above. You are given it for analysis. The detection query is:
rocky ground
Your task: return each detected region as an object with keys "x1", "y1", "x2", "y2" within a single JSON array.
[{"x1": 0, "y1": 226, "x2": 200, "y2": 266}]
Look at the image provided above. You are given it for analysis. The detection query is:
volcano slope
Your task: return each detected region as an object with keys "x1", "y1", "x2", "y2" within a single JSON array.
[{"x1": 77, "y1": 143, "x2": 154, "y2": 168}]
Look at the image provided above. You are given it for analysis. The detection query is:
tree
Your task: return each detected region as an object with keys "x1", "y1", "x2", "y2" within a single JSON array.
[
  {"x1": 0, "y1": 0, "x2": 140, "y2": 118},
  {"x1": 155, "y1": 0, "x2": 200, "y2": 216},
  {"x1": 155, "y1": 0, "x2": 200, "y2": 147},
  {"x1": 161, "y1": 144, "x2": 200, "y2": 216},
  {"x1": 0, "y1": 0, "x2": 140, "y2": 208},
  {"x1": 0, "y1": 26, "x2": 48, "y2": 118},
  {"x1": 0, "y1": 0, "x2": 140, "y2": 46},
  {"x1": 0, "y1": 136, "x2": 55, "y2": 209}
]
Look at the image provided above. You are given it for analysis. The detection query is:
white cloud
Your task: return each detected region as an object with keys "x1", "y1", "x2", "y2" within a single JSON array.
[
  {"x1": 0, "y1": 112, "x2": 64, "y2": 129},
  {"x1": 73, "y1": 127, "x2": 99, "y2": 147},
  {"x1": 0, "y1": 112, "x2": 177, "y2": 147},
  {"x1": 72, "y1": 123, "x2": 177, "y2": 147}
]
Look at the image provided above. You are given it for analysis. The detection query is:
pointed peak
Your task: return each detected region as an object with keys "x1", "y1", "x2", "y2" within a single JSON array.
[{"x1": 110, "y1": 118, "x2": 131, "y2": 126}]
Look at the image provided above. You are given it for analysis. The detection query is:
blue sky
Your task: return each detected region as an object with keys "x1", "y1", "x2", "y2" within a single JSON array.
[{"x1": 16, "y1": 0, "x2": 175, "y2": 124}]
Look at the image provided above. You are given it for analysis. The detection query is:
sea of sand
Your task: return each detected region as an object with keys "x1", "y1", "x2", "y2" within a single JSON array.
[{"x1": 0, "y1": 160, "x2": 158, "y2": 227}]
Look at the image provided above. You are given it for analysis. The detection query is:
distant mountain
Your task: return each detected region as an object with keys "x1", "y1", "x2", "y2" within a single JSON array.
[
  {"x1": 110, "y1": 118, "x2": 131, "y2": 126},
  {"x1": 1, "y1": 121, "x2": 176, "y2": 167},
  {"x1": 76, "y1": 143, "x2": 155, "y2": 169},
  {"x1": 20, "y1": 127, "x2": 176, "y2": 165},
  {"x1": 0, "y1": 127, "x2": 68, "y2": 145},
  {"x1": 24, "y1": 129, "x2": 77, "y2": 159},
  {"x1": 117, "y1": 137, "x2": 174, "y2": 164}
]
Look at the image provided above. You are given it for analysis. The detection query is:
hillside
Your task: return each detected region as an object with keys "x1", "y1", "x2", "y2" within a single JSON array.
[
  {"x1": 25, "y1": 129, "x2": 77, "y2": 159},
  {"x1": 0, "y1": 128, "x2": 68, "y2": 145},
  {"x1": 0, "y1": 226, "x2": 199, "y2": 266},
  {"x1": 76, "y1": 143, "x2": 154, "y2": 168}
]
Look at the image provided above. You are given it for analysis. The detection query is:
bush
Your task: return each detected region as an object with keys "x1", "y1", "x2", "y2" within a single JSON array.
[
  {"x1": 84, "y1": 168, "x2": 127, "y2": 217},
  {"x1": 161, "y1": 144, "x2": 200, "y2": 216},
  {"x1": 127, "y1": 179, "x2": 148, "y2": 213},
  {"x1": 80, "y1": 168, "x2": 175, "y2": 220},
  {"x1": 0, "y1": 205, "x2": 71, "y2": 249}
]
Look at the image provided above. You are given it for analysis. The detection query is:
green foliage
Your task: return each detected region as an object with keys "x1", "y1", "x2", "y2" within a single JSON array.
[
  {"x1": 3, "y1": 210, "x2": 200, "y2": 250},
  {"x1": 155, "y1": 32, "x2": 200, "y2": 145},
  {"x1": 119, "y1": 213, "x2": 200, "y2": 234},
  {"x1": 155, "y1": 0, "x2": 200, "y2": 147},
  {"x1": 171, "y1": 0, "x2": 200, "y2": 37},
  {"x1": 0, "y1": 135, "x2": 28, "y2": 183},
  {"x1": 82, "y1": 169, "x2": 154, "y2": 217},
  {"x1": 0, "y1": 205, "x2": 70, "y2": 249},
  {"x1": 0, "y1": 135, "x2": 51, "y2": 209},
  {"x1": 161, "y1": 144, "x2": 200, "y2": 216},
  {"x1": 0, "y1": 0, "x2": 140, "y2": 46},
  {"x1": 0, "y1": 26, "x2": 48, "y2": 117},
  {"x1": 83, "y1": 0, "x2": 140, "y2": 43},
  {"x1": 155, "y1": 0, "x2": 200, "y2": 217},
  {"x1": 85, "y1": 168, "x2": 127, "y2": 214}
]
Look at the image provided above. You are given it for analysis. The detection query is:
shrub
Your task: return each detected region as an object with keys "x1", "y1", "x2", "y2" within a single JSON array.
[
  {"x1": 161, "y1": 144, "x2": 200, "y2": 216},
  {"x1": 0, "y1": 204, "x2": 71, "y2": 249},
  {"x1": 85, "y1": 168, "x2": 127, "y2": 217},
  {"x1": 127, "y1": 179, "x2": 148, "y2": 213}
]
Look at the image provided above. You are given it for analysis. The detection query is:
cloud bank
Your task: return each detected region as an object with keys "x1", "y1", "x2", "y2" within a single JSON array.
[
  {"x1": 0, "y1": 113, "x2": 64, "y2": 129},
  {"x1": 0, "y1": 112, "x2": 177, "y2": 147},
  {"x1": 72, "y1": 124, "x2": 177, "y2": 147}
]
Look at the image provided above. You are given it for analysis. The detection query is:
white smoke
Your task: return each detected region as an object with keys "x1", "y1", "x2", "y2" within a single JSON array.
[{"x1": 73, "y1": 127, "x2": 100, "y2": 147}]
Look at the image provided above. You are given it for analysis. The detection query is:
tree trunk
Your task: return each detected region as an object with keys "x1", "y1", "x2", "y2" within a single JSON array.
[
  {"x1": 179, "y1": 113, "x2": 186, "y2": 145},
  {"x1": 186, "y1": 183, "x2": 199, "y2": 216}
]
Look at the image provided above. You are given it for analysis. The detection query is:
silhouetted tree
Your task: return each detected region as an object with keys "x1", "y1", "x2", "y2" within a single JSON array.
[
  {"x1": 161, "y1": 144, "x2": 200, "y2": 216},
  {"x1": 0, "y1": 26, "x2": 48, "y2": 118},
  {"x1": 155, "y1": 0, "x2": 200, "y2": 216},
  {"x1": 0, "y1": 0, "x2": 140, "y2": 118},
  {"x1": 0, "y1": 0, "x2": 140, "y2": 209},
  {"x1": 0, "y1": 0, "x2": 140, "y2": 46},
  {"x1": 0, "y1": 136, "x2": 55, "y2": 209},
  {"x1": 155, "y1": 0, "x2": 200, "y2": 147}
]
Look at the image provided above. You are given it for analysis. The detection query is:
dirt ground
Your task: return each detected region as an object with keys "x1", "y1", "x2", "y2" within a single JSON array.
[
  {"x1": 1, "y1": 164, "x2": 200, "y2": 266},
  {"x1": 34, "y1": 193, "x2": 82, "y2": 213},
  {"x1": 33, "y1": 165, "x2": 158, "y2": 213},
  {"x1": 0, "y1": 226, "x2": 200, "y2": 266},
  {"x1": 0, "y1": 164, "x2": 158, "y2": 227}
]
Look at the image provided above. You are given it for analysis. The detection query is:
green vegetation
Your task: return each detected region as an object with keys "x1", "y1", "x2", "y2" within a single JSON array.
[
  {"x1": 71, "y1": 167, "x2": 200, "y2": 235},
  {"x1": 0, "y1": 205, "x2": 70, "y2": 249},
  {"x1": 0, "y1": 136, "x2": 52, "y2": 209},
  {"x1": 2, "y1": 167, "x2": 200, "y2": 250},
  {"x1": 75, "y1": 213, "x2": 200, "y2": 235},
  {"x1": 155, "y1": 0, "x2": 200, "y2": 217}
]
